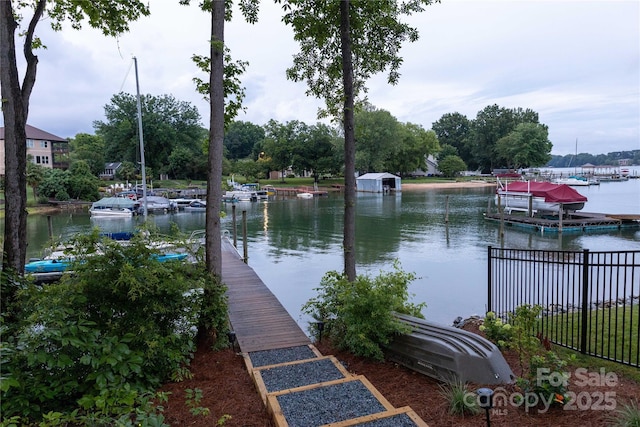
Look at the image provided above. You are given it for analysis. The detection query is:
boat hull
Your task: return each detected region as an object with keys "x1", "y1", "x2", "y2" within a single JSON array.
[
  {"x1": 89, "y1": 208, "x2": 134, "y2": 217},
  {"x1": 25, "y1": 253, "x2": 188, "y2": 274},
  {"x1": 496, "y1": 193, "x2": 585, "y2": 213}
]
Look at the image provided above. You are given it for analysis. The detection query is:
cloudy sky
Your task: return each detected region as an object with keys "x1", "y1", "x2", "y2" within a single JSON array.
[{"x1": 6, "y1": 0, "x2": 639, "y2": 156}]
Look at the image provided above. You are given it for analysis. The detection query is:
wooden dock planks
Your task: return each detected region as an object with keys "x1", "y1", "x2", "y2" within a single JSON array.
[{"x1": 221, "y1": 239, "x2": 310, "y2": 353}]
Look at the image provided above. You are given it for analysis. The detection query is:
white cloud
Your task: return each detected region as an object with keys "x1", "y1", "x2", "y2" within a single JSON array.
[{"x1": 4, "y1": 0, "x2": 638, "y2": 156}]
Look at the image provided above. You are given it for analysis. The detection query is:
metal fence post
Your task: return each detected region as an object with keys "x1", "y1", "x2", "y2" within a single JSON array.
[
  {"x1": 487, "y1": 246, "x2": 493, "y2": 313},
  {"x1": 580, "y1": 249, "x2": 590, "y2": 354}
]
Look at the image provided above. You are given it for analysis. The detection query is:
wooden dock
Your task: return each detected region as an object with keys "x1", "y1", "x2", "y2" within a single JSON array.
[
  {"x1": 484, "y1": 211, "x2": 640, "y2": 233},
  {"x1": 270, "y1": 186, "x2": 331, "y2": 197},
  {"x1": 221, "y1": 238, "x2": 310, "y2": 352}
]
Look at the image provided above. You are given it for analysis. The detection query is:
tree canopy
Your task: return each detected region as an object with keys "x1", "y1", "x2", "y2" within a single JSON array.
[
  {"x1": 94, "y1": 93, "x2": 207, "y2": 178},
  {"x1": 432, "y1": 104, "x2": 550, "y2": 172},
  {"x1": 224, "y1": 120, "x2": 265, "y2": 160}
]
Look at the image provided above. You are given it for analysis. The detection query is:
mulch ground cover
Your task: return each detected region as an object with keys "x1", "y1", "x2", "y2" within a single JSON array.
[{"x1": 159, "y1": 323, "x2": 639, "y2": 427}]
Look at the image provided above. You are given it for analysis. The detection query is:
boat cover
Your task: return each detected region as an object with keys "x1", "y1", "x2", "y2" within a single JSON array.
[
  {"x1": 502, "y1": 181, "x2": 587, "y2": 203},
  {"x1": 91, "y1": 197, "x2": 138, "y2": 209}
]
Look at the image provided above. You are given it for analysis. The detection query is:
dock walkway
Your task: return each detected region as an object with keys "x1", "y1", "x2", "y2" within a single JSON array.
[{"x1": 221, "y1": 238, "x2": 429, "y2": 426}]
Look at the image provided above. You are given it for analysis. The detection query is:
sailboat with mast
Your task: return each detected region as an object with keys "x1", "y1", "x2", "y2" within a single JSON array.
[{"x1": 553, "y1": 138, "x2": 593, "y2": 186}]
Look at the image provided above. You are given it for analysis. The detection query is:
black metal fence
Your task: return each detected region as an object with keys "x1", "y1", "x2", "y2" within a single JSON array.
[{"x1": 487, "y1": 246, "x2": 640, "y2": 367}]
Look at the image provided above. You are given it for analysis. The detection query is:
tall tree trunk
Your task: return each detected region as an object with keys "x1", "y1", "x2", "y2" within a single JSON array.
[
  {"x1": 0, "y1": 1, "x2": 27, "y2": 278},
  {"x1": 199, "y1": 0, "x2": 225, "y2": 347},
  {"x1": 340, "y1": 0, "x2": 356, "y2": 281},
  {"x1": 205, "y1": 0, "x2": 225, "y2": 278},
  {"x1": 1, "y1": 0, "x2": 44, "y2": 279}
]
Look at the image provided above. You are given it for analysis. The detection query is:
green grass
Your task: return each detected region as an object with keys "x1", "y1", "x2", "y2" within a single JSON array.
[{"x1": 544, "y1": 306, "x2": 639, "y2": 371}]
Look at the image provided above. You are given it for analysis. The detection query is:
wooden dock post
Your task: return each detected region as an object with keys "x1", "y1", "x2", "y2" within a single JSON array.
[
  {"x1": 242, "y1": 210, "x2": 248, "y2": 263},
  {"x1": 445, "y1": 195, "x2": 449, "y2": 223}
]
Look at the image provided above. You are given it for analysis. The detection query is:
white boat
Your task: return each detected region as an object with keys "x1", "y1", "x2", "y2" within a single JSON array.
[
  {"x1": 224, "y1": 190, "x2": 257, "y2": 202},
  {"x1": 183, "y1": 200, "x2": 207, "y2": 212},
  {"x1": 297, "y1": 192, "x2": 314, "y2": 199},
  {"x1": 496, "y1": 181, "x2": 587, "y2": 215},
  {"x1": 553, "y1": 176, "x2": 590, "y2": 186},
  {"x1": 138, "y1": 195, "x2": 177, "y2": 212},
  {"x1": 172, "y1": 198, "x2": 200, "y2": 208},
  {"x1": 90, "y1": 197, "x2": 139, "y2": 217}
]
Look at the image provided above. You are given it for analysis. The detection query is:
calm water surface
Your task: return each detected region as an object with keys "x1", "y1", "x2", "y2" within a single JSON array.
[{"x1": 16, "y1": 173, "x2": 640, "y2": 330}]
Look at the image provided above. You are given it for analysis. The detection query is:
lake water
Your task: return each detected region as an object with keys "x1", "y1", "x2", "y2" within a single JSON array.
[{"x1": 15, "y1": 168, "x2": 640, "y2": 330}]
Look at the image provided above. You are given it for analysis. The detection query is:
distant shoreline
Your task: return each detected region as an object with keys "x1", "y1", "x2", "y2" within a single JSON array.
[
  {"x1": 401, "y1": 181, "x2": 496, "y2": 190},
  {"x1": 16, "y1": 181, "x2": 496, "y2": 216}
]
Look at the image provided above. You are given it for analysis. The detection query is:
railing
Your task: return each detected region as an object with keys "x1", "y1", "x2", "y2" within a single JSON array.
[{"x1": 488, "y1": 246, "x2": 640, "y2": 367}]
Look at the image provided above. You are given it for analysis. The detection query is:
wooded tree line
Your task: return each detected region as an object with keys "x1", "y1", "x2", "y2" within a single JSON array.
[
  {"x1": 69, "y1": 95, "x2": 443, "y2": 182},
  {"x1": 71, "y1": 94, "x2": 556, "y2": 183},
  {"x1": 547, "y1": 150, "x2": 640, "y2": 168}
]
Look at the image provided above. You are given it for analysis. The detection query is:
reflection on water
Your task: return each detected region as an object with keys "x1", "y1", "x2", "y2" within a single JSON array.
[{"x1": 15, "y1": 178, "x2": 640, "y2": 326}]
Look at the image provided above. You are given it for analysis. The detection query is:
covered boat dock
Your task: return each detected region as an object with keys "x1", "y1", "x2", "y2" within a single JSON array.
[{"x1": 484, "y1": 211, "x2": 640, "y2": 233}]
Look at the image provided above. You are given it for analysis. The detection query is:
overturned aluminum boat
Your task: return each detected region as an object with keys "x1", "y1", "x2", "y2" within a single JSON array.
[{"x1": 385, "y1": 313, "x2": 515, "y2": 385}]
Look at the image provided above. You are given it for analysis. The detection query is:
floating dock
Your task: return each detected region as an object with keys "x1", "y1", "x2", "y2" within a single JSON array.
[{"x1": 484, "y1": 211, "x2": 640, "y2": 234}]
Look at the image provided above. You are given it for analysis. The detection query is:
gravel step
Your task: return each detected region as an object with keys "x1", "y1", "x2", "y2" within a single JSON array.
[
  {"x1": 248, "y1": 345, "x2": 318, "y2": 368},
  {"x1": 255, "y1": 356, "x2": 351, "y2": 393},
  {"x1": 268, "y1": 376, "x2": 394, "y2": 427}
]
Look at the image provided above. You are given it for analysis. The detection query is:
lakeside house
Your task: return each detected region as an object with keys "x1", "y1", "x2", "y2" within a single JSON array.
[{"x1": 0, "y1": 124, "x2": 69, "y2": 178}]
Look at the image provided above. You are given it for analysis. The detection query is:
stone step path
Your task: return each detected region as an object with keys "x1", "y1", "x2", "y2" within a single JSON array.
[
  {"x1": 243, "y1": 344, "x2": 429, "y2": 426},
  {"x1": 221, "y1": 240, "x2": 429, "y2": 426}
]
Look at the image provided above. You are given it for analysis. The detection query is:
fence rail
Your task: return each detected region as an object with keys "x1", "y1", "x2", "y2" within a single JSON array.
[{"x1": 488, "y1": 246, "x2": 640, "y2": 367}]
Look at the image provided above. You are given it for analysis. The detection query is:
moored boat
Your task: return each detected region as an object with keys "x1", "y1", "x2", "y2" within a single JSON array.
[
  {"x1": 24, "y1": 253, "x2": 188, "y2": 274},
  {"x1": 172, "y1": 198, "x2": 200, "y2": 208},
  {"x1": 90, "y1": 197, "x2": 139, "y2": 217},
  {"x1": 496, "y1": 181, "x2": 587, "y2": 215},
  {"x1": 138, "y1": 195, "x2": 178, "y2": 212},
  {"x1": 183, "y1": 200, "x2": 207, "y2": 212},
  {"x1": 224, "y1": 190, "x2": 257, "y2": 202},
  {"x1": 553, "y1": 176, "x2": 590, "y2": 186}
]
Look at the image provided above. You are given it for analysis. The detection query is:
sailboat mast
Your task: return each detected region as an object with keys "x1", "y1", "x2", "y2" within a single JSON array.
[
  {"x1": 574, "y1": 138, "x2": 578, "y2": 175},
  {"x1": 133, "y1": 57, "x2": 148, "y2": 218}
]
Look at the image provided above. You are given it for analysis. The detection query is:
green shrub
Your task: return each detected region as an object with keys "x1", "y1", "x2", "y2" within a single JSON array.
[
  {"x1": 302, "y1": 261, "x2": 425, "y2": 361},
  {"x1": 1, "y1": 229, "x2": 228, "y2": 424},
  {"x1": 516, "y1": 351, "x2": 575, "y2": 409},
  {"x1": 479, "y1": 311, "x2": 513, "y2": 348},
  {"x1": 481, "y1": 304, "x2": 543, "y2": 373}
]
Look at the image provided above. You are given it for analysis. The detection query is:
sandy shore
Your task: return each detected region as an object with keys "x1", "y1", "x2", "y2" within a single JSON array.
[{"x1": 400, "y1": 180, "x2": 496, "y2": 190}]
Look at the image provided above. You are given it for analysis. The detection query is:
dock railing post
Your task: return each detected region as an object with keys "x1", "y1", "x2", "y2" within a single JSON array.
[
  {"x1": 580, "y1": 249, "x2": 590, "y2": 354},
  {"x1": 242, "y1": 210, "x2": 248, "y2": 263},
  {"x1": 232, "y1": 204, "x2": 237, "y2": 247}
]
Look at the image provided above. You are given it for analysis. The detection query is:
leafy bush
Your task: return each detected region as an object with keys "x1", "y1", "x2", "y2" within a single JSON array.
[
  {"x1": 516, "y1": 351, "x2": 575, "y2": 409},
  {"x1": 481, "y1": 305, "x2": 575, "y2": 410},
  {"x1": 481, "y1": 304, "x2": 542, "y2": 372},
  {"x1": 479, "y1": 311, "x2": 513, "y2": 348},
  {"x1": 302, "y1": 261, "x2": 425, "y2": 360},
  {"x1": 1, "y1": 229, "x2": 228, "y2": 424}
]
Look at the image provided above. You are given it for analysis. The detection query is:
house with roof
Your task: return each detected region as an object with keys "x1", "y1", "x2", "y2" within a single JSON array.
[
  {"x1": 100, "y1": 162, "x2": 123, "y2": 180},
  {"x1": 0, "y1": 124, "x2": 69, "y2": 177}
]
